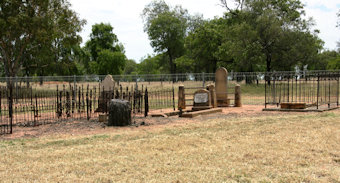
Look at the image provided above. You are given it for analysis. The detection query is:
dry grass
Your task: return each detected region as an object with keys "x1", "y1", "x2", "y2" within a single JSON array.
[{"x1": 1, "y1": 109, "x2": 340, "y2": 182}]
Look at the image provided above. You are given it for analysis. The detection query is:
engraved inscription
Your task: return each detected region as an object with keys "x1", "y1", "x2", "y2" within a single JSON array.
[{"x1": 194, "y1": 93, "x2": 208, "y2": 104}]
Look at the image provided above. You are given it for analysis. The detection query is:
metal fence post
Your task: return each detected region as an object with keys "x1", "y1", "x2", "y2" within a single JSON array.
[
  {"x1": 337, "y1": 74, "x2": 339, "y2": 107},
  {"x1": 317, "y1": 75, "x2": 320, "y2": 109},
  {"x1": 265, "y1": 73, "x2": 267, "y2": 109},
  {"x1": 144, "y1": 88, "x2": 148, "y2": 117},
  {"x1": 9, "y1": 79, "x2": 13, "y2": 134},
  {"x1": 202, "y1": 72, "x2": 205, "y2": 87}
]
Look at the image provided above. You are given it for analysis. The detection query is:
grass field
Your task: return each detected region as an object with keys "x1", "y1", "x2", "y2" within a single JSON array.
[{"x1": 1, "y1": 108, "x2": 340, "y2": 182}]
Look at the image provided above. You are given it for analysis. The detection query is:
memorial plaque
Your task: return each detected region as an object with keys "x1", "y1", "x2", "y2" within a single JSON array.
[
  {"x1": 192, "y1": 89, "x2": 212, "y2": 111},
  {"x1": 194, "y1": 93, "x2": 208, "y2": 103}
]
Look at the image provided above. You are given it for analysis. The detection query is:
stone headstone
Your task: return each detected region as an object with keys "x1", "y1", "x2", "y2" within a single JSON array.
[
  {"x1": 101, "y1": 75, "x2": 115, "y2": 91},
  {"x1": 215, "y1": 67, "x2": 229, "y2": 107},
  {"x1": 108, "y1": 99, "x2": 131, "y2": 126},
  {"x1": 192, "y1": 89, "x2": 212, "y2": 111},
  {"x1": 96, "y1": 75, "x2": 115, "y2": 113}
]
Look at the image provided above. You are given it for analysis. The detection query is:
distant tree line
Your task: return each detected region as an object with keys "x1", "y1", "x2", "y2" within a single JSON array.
[{"x1": 0, "y1": 0, "x2": 339, "y2": 78}]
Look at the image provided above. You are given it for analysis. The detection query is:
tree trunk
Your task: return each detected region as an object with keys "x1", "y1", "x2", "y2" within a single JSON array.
[
  {"x1": 266, "y1": 53, "x2": 272, "y2": 85},
  {"x1": 168, "y1": 52, "x2": 177, "y2": 82}
]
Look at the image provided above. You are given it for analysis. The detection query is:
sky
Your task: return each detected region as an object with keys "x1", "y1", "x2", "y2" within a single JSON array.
[{"x1": 69, "y1": 0, "x2": 340, "y2": 62}]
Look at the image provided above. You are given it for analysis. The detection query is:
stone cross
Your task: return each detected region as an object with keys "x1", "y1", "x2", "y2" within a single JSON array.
[{"x1": 215, "y1": 67, "x2": 229, "y2": 107}]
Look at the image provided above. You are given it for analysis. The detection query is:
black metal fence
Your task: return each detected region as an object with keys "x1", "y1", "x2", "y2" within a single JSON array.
[
  {"x1": 0, "y1": 83, "x2": 175, "y2": 135},
  {"x1": 1, "y1": 70, "x2": 339, "y2": 135},
  {"x1": 265, "y1": 71, "x2": 340, "y2": 109}
]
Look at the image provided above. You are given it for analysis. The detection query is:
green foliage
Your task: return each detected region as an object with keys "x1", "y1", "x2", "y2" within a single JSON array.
[
  {"x1": 141, "y1": 0, "x2": 325, "y2": 74},
  {"x1": 0, "y1": 0, "x2": 85, "y2": 77},
  {"x1": 186, "y1": 19, "x2": 223, "y2": 73},
  {"x1": 327, "y1": 57, "x2": 340, "y2": 70},
  {"x1": 215, "y1": 0, "x2": 323, "y2": 72},
  {"x1": 142, "y1": 0, "x2": 189, "y2": 74},
  {"x1": 97, "y1": 49, "x2": 126, "y2": 75},
  {"x1": 174, "y1": 55, "x2": 195, "y2": 73},
  {"x1": 84, "y1": 23, "x2": 127, "y2": 75},
  {"x1": 337, "y1": 9, "x2": 340, "y2": 28},
  {"x1": 137, "y1": 55, "x2": 163, "y2": 75},
  {"x1": 123, "y1": 59, "x2": 138, "y2": 75},
  {"x1": 85, "y1": 23, "x2": 121, "y2": 61},
  {"x1": 315, "y1": 50, "x2": 339, "y2": 70}
]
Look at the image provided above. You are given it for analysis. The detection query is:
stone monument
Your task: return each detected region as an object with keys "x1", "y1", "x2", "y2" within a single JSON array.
[
  {"x1": 192, "y1": 89, "x2": 212, "y2": 111},
  {"x1": 96, "y1": 75, "x2": 116, "y2": 113},
  {"x1": 108, "y1": 99, "x2": 131, "y2": 126},
  {"x1": 215, "y1": 67, "x2": 229, "y2": 107},
  {"x1": 101, "y1": 75, "x2": 115, "y2": 91}
]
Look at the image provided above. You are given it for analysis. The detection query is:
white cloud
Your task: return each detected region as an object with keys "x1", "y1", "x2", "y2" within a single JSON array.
[
  {"x1": 69, "y1": 0, "x2": 340, "y2": 62},
  {"x1": 302, "y1": 0, "x2": 340, "y2": 50}
]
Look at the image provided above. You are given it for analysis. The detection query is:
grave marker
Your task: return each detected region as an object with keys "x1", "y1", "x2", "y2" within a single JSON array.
[
  {"x1": 192, "y1": 89, "x2": 212, "y2": 111},
  {"x1": 101, "y1": 75, "x2": 115, "y2": 91},
  {"x1": 215, "y1": 67, "x2": 229, "y2": 107}
]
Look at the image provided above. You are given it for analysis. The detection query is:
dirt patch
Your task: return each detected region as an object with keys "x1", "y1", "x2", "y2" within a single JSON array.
[{"x1": 0, "y1": 105, "x2": 310, "y2": 140}]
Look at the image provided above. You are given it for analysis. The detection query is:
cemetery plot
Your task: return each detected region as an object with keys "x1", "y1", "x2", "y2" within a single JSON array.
[{"x1": 264, "y1": 71, "x2": 340, "y2": 112}]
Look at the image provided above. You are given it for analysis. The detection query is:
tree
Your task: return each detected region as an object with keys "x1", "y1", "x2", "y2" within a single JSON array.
[
  {"x1": 84, "y1": 23, "x2": 127, "y2": 75},
  {"x1": 85, "y1": 23, "x2": 121, "y2": 62},
  {"x1": 123, "y1": 59, "x2": 138, "y2": 75},
  {"x1": 137, "y1": 55, "x2": 163, "y2": 75},
  {"x1": 97, "y1": 50, "x2": 126, "y2": 75},
  {"x1": 315, "y1": 50, "x2": 340, "y2": 70},
  {"x1": 0, "y1": 0, "x2": 85, "y2": 77},
  {"x1": 142, "y1": 0, "x2": 188, "y2": 74},
  {"x1": 337, "y1": 9, "x2": 340, "y2": 27},
  {"x1": 186, "y1": 19, "x2": 224, "y2": 73},
  {"x1": 337, "y1": 10, "x2": 340, "y2": 50},
  {"x1": 217, "y1": 0, "x2": 322, "y2": 72}
]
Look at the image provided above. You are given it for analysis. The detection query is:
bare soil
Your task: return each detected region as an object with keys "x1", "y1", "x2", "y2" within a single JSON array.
[{"x1": 0, "y1": 105, "x2": 316, "y2": 140}]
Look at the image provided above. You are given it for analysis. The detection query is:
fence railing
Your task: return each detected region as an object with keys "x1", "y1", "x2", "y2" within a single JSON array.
[
  {"x1": 1, "y1": 70, "x2": 339, "y2": 135},
  {"x1": 0, "y1": 83, "x2": 175, "y2": 134},
  {"x1": 264, "y1": 71, "x2": 340, "y2": 109}
]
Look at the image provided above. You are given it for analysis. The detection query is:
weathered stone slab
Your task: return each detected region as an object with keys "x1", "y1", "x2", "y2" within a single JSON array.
[
  {"x1": 192, "y1": 89, "x2": 212, "y2": 111},
  {"x1": 215, "y1": 67, "x2": 229, "y2": 107},
  {"x1": 281, "y1": 102, "x2": 306, "y2": 109},
  {"x1": 101, "y1": 75, "x2": 115, "y2": 92},
  {"x1": 108, "y1": 99, "x2": 131, "y2": 126},
  {"x1": 180, "y1": 108, "x2": 222, "y2": 118}
]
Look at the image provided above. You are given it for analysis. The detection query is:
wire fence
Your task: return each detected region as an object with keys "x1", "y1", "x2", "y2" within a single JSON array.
[{"x1": 1, "y1": 70, "x2": 339, "y2": 135}]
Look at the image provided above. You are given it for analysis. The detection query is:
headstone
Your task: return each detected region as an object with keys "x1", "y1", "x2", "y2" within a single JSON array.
[
  {"x1": 96, "y1": 75, "x2": 115, "y2": 113},
  {"x1": 108, "y1": 99, "x2": 131, "y2": 126},
  {"x1": 101, "y1": 75, "x2": 115, "y2": 91},
  {"x1": 192, "y1": 89, "x2": 212, "y2": 111},
  {"x1": 215, "y1": 67, "x2": 229, "y2": 107}
]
